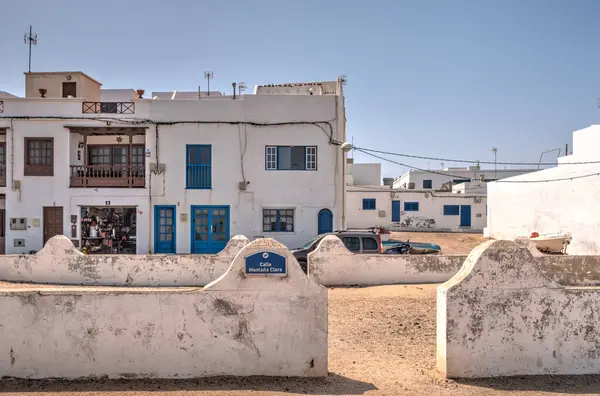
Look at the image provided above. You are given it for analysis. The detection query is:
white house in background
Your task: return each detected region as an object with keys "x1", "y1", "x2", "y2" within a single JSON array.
[
  {"x1": 486, "y1": 125, "x2": 600, "y2": 255},
  {"x1": 0, "y1": 71, "x2": 346, "y2": 254},
  {"x1": 393, "y1": 166, "x2": 538, "y2": 190},
  {"x1": 346, "y1": 162, "x2": 487, "y2": 232}
]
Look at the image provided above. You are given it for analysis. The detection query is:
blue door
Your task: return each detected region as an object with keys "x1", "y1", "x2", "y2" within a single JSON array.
[
  {"x1": 318, "y1": 209, "x2": 333, "y2": 235},
  {"x1": 154, "y1": 206, "x2": 176, "y2": 253},
  {"x1": 191, "y1": 206, "x2": 229, "y2": 254},
  {"x1": 460, "y1": 205, "x2": 472, "y2": 228},
  {"x1": 392, "y1": 200, "x2": 401, "y2": 222}
]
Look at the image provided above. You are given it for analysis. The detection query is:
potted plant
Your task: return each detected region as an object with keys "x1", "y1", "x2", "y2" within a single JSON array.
[
  {"x1": 39, "y1": 88, "x2": 47, "y2": 98},
  {"x1": 136, "y1": 89, "x2": 145, "y2": 99}
]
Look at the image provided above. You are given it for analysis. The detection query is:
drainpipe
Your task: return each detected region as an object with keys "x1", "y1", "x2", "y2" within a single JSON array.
[{"x1": 340, "y1": 142, "x2": 353, "y2": 230}]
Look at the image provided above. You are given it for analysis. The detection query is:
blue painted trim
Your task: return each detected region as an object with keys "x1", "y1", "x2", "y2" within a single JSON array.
[
  {"x1": 154, "y1": 205, "x2": 176, "y2": 254},
  {"x1": 404, "y1": 202, "x2": 419, "y2": 211},
  {"x1": 392, "y1": 200, "x2": 401, "y2": 221},
  {"x1": 264, "y1": 145, "x2": 317, "y2": 171},
  {"x1": 443, "y1": 205, "x2": 460, "y2": 216},
  {"x1": 190, "y1": 205, "x2": 231, "y2": 254},
  {"x1": 262, "y1": 208, "x2": 295, "y2": 232},
  {"x1": 362, "y1": 198, "x2": 376, "y2": 210},
  {"x1": 186, "y1": 144, "x2": 212, "y2": 189}
]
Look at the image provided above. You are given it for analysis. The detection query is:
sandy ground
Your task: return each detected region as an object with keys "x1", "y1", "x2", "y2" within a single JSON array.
[
  {"x1": 2, "y1": 285, "x2": 600, "y2": 396},
  {"x1": 390, "y1": 232, "x2": 489, "y2": 254}
]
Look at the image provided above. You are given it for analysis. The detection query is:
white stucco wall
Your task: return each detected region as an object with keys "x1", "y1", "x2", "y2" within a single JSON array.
[
  {"x1": 0, "y1": 81, "x2": 344, "y2": 254},
  {"x1": 393, "y1": 169, "x2": 538, "y2": 190},
  {"x1": 308, "y1": 235, "x2": 465, "y2": 286},
  {"x1": 348, "y1": 163, "x2": 381, "y2": 186},
  {"x1": 0, "y1": 235, "x2": 250, "y2": 286},
  {"x1": 346, "y1": 187, "x2": 487, "y2": 231},
  {"x1": 437, "y1": 240, "x2": 600, "y2": 378},
  {"x1": 0, "y1": 237, "x2": 328, "y2": 379},
  {"x1": 486, "y1": 163, "x2": 600, "y2": 255}
]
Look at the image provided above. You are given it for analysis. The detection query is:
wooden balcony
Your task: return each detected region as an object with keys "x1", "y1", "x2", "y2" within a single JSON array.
[{"x1": 70, "y1": 165, "x2": 145, "y2": 188}]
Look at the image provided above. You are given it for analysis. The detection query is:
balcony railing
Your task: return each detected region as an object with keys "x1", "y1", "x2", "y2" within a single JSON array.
[
  {"x1": 0, "y1": 100, "x2": 3, "y2": 113},
  {"x1": 70, "y1": 165, "x2": 145, "y2": 188},
  {"x1": 82, "y1": 102, "x2": 135, "y2": 114},
  {"x1": 0, "y1": 164, "x2": 5, "y2": 187}
]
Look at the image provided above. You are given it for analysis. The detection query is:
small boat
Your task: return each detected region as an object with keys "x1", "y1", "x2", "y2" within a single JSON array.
[{"x1": 528, "y1": 232, "x2": 572, "y2": 254}]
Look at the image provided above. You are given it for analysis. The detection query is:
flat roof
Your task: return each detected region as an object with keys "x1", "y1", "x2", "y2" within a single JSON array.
[{"x1": 24, "y1": 71, "x2": 102, "y2": 86}]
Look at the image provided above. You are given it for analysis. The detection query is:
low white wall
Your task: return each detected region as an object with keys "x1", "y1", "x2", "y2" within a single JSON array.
[
  {"x1": 308, "y1": 235, "x2": 465, "y2": 286},
  {"x1": 437, "y1": 240, "x2": 600, "y2": 378},
  {"x1": 0, "y1": 235, "x2": 249, "y2": 286},
  {"x1": 0, "y1": 238, "x2": 328, "y2": 379}
]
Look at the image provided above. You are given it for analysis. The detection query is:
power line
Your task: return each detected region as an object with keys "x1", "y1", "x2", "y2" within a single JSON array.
[
  {"x1": 356, "y1": 148, "x2": 600, "y2": 184},
  {"x1": 355, "y1": 146, "x2": 600, "y2": 167}
]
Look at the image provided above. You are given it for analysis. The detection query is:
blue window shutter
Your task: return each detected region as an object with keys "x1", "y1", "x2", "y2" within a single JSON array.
[
  {"x1": 443, "y1": 205, "x2": 460, "y2": 216},
  {"x1": 404, "y1": 202, "x2": 419, "y2": 211},
  {"x1": 362, "y1": 198, "x2": 376, "y2": 210}
]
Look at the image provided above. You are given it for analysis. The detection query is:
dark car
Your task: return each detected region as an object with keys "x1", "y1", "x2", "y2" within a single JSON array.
[
  {"x1": 121, "y1": 227, "x2": 136, "y2": 254},
  {"x1": 292, "y1": 230, "x2": 382, "y2": 273}
]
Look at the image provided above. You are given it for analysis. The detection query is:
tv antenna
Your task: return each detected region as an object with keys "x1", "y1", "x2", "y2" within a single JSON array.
[
  {"x1": 24, "y1": 25, "x2": 38, "y2": 73},
  {"x1": 204, "y1": 71, "x2": 214, "y2": 96},
  {"x1": 238, "y1": 82, "x2": 247, "y2": 96}
]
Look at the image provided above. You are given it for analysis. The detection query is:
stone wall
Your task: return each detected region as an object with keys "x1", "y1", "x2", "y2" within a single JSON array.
[
  {"x1": 308, "y1": 235, "x2": 465, "y2": 286},
  {"x1": 0, "y1": 238, "x2": 328, "y2": 379},
  {"x1": 437, "y1": 240, "x2": 600, "y2": 378},
  {"x1": 0, "y1": 235, "x2": 249, "y2": 286}
]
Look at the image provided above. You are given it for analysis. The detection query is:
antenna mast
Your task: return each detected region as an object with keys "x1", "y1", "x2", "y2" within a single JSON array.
[
  {"x1": 204, "y1": 71, "x2": 214, "y2": 96},
  {"x1": 24, "y1": 25, "x2": 38, "y2": 73}
]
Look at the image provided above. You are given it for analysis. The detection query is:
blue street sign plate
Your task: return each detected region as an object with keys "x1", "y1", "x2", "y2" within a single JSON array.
[{"x1": 245, "y1": 251, "x2": 287, "y2": 275}]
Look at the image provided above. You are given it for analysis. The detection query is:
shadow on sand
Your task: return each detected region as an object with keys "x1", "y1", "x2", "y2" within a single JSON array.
[
  {"x1": 456, "y1": 374, "x2": 600, "y2": 394},
  {"x1": 0, "y1": 373, "x2": 377, "y2": 395}
]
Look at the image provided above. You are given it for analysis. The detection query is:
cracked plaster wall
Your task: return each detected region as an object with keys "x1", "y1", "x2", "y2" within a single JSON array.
[
  {"x1": 437, "y1": 240, "x2": 600, "y2": 378},
  {"x1": 0, "y1": 235, "x2": 249, "y2": 286},
  {"x1": 307, "y1": 235, "x2": 465, "y2": 286},
  {"x1": 0, "y1": 238, "x2": 328, "y2": 379}
]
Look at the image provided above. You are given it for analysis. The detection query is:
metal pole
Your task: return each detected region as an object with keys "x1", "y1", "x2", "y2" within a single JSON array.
[
  {"x1": 28, "y1": 25, "x2": 32, "y2": 73},
  {"x1": 341, "y1": 155, "x2": 346, "y2": 230}
]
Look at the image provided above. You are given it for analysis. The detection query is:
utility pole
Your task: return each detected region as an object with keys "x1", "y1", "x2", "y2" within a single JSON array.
[
  {"x1": 204, "y1": 71, "x2": 214, "y2": 96},
  {"x1": 492, "y1": 147, "x2": 498, "y2": 179},
  {"x1": 24, "y1": 25, "x2": 38, "y2": 73}
]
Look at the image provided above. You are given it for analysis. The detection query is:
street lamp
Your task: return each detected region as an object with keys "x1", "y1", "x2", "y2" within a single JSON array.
[{"x1": 340, "y1": 142, "x2": 353, "y2": 230}]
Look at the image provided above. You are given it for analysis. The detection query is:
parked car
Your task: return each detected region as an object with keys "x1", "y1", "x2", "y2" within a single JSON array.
[{"x1": 292, "y1": 230, "x2": 383, "y2": 273}]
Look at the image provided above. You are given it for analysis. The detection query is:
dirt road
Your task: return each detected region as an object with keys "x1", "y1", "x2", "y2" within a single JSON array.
[
  {"x1": 390, "y1": 232, "x2": 489, "y2": 254},
  {"x1": 2, "y1": 285, "x2": 599, "y2": 395}
]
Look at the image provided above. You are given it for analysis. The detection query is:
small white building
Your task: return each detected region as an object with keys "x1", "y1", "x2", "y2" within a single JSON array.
[
  {"x1": 394, "y1": 167, "x2": 538, "y2": 190},
  {"x1": 346, "y1": 162, "x2": 487, "y2": 232},
  {"x1": 0, "y1": 71, "x2": 346, "y2": 254},
  {"x1": 486, "y1": 125, "x2": 600, "y2": 255}
]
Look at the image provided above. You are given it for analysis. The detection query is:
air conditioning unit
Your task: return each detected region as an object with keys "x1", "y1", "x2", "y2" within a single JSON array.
[{"x1": 408, "y1": 182, "x2": 415, "y2": 190}]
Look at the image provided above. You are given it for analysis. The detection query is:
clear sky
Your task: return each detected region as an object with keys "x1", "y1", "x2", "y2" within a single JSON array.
[{"x1": 1, "y1": 0, "x2": 599, "y2": 177}]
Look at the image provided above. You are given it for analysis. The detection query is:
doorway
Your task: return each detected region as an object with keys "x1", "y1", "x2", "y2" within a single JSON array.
[
  {"x1": 154, "y1": 205, "x2": 176, "y2": 253},
  {"x1": 460, "y1": 205, "x2": 472, "y2": 228},
  {"x1": 392, "y1": 200, "x2": 401, "y2": 222},
  {"x1": 318, "y1": 209, "x2": 333, "y2": 235},
  {"x1": 191, "y1": 205, "x2": 229, "y2": 254},
  {"x1": 43, "y1": 206, "x2": 63, "y2": 245}
]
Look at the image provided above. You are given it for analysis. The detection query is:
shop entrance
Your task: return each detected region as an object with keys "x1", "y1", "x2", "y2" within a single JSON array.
[{"x1": 80, "y1": 206, "x2": 137, "y2": 254}]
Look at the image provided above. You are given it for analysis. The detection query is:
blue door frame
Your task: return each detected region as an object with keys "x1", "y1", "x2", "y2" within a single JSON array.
[
  {"x1": 317, "y1": 209, "x2": 333, "y2": 235},
  {"x1": 154, "y1": 205, "x2": 176, "y2": 253},
  {"x1": 191, "y1": 205, "x2": 230, "y2": 254},
  {"x1": 460, "y1": 205, "x2": 472, "y2": 228},
  {"x1": 392, "y1": 200, "x2": 401, "y2": 222}
]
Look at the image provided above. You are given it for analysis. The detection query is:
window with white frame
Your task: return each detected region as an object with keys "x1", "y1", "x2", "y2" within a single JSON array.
[
  {"x1": 265, "y1": 146, "x2": 277, "y2": 170},
  {"x1": 306, "y1": 146, "x2": 317, "y2": 170},
  {"x1": 265, "y1": 146, "x2": 317, "y2": 170}
]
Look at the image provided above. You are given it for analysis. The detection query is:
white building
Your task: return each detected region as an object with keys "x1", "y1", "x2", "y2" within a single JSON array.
[
  {"x1": 394, "y1": 167, "x2": 538, "y2": 190},
  {"x1": 346, "y1": 162, "x2": 487, "y2": 232},
  {"x1": 486, "y1": 125, "x2": 600, "y2": 255},
  {"x1": 0, "y1": 71, "x2": 346, "y2": 254}
]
